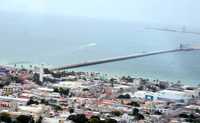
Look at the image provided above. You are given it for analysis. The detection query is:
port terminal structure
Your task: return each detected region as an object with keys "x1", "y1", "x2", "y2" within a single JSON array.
[{"x1": 51, "y1": 44, "x2": 200, "y2": 71}]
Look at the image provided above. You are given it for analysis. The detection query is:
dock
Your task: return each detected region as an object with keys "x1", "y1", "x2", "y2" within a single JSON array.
[{"x1": 51, "y1": 45, "x2": 199, "y2": 71}]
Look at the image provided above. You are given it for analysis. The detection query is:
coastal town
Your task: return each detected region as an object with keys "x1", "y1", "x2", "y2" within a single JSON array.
[
  {"x1": 0, "y1": 65, "x2": 199, "y2": 123},
  {"x1": 1, "y1": 0, "x2": 200, "y2": 123}
]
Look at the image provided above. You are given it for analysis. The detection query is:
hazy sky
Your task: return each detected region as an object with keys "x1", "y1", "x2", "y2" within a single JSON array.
[{"x1": 0, "y1": 0, "x2": 199, "y2": 26}]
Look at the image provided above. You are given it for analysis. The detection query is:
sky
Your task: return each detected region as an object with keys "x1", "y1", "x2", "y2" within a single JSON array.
[{"x1": 0, "y1": 0, "x2": 199, "y2": 27}]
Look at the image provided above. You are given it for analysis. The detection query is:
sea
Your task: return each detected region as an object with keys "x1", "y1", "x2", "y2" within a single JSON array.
[{"x1": 0, "y1": 12, "x2": 200, "y2": 85}]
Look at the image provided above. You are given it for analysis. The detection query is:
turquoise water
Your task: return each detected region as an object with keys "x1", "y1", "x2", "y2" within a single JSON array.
[{"x1": 0, "y1": 13, "x2": 200, "y2": 85}]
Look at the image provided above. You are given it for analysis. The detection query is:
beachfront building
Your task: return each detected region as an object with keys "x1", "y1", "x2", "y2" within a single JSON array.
[
  {"x1": 52, "y1": 81, "x2": 85, "y2": 89},
  {"x1": 133, "y1": 78, "x2": 144, "y2": 88},
  {"x1": 183, "y1": 87, "x2": 200, "y2": 98}
]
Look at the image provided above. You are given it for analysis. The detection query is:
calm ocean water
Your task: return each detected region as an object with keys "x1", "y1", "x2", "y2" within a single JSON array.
[{"x1": 0, "y1": 13, "x2": 200, "y2": 85}]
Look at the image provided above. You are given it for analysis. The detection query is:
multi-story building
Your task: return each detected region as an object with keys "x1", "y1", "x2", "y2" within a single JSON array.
[
  {"x1": 0, "y1": 101, "x2": 17, "y2": 111},
  {"x1": 2, "y1": 83, "x2": 22, "y2": 96}
]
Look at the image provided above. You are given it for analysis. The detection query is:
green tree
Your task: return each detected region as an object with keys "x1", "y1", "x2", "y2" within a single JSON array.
[
  {"x1": 27, "y1": 97, "x2": 39, "y2": 105},
  {"x1": 105, "y1": 119, "x2": 117, "y2": 123},
  {"x1": 59, "y1": 88, "x2": 69, "y2": 96},
  {"x1": 90, "y1": 116, "x2": 100, "y2": 120},
  {"x1": 89, "y1": 118, "x2": 101, "y2": 123},
  {"x1": 110, "y1": 78, "x2": 115, "y2": 87},
  {"x1": 127, "y1": 101, "x2": 140, "y2": 107},
  {"x1": 135, "y1": 113, "x2": 144, "y2": 121},
  {"x1": 179, "y1": 113, "x2": 189, "y2": 118},
  {"x1": 195, "y1": 109, "x2": 200, "y2": 114},
  {"x1": 117, "y1": 94, "x2": 130, "y2": 99},
  {"x1": 0, "y1": 112, "x2": 12, "y2": 123},
  {"x1": 111, "y1": 110, "x2": 122, "y2": 117},
  {"x1": 16, "y1": 115, "x2": 34, "y2": 123},
  {"x1": 43, "y1": 68, "x2": 52, "y2": 74},
  {"x1": 41, "y1": 99, "x2": 49, "y2": 105},
  {"x1": 154, "y1": 110, "x2": 162, "y2": 115},
  {"x1": 132, "y1": 108, "x2": 139, "y2": 116},
  {"x1": 54, "y1": 105, "x2": 63, "y2": 111},
  {"x1": 53, "y1": 88, "x2": 59, "y2": 92},
  {"x1": 69, "y1": 108, "x2": 74, "y2": 114},
  {"x1": 68, "y1": 114, "x2": 88, "y2": 123},
  {"x1": 192, "y1": 118, "x2": 200, "y2": 123}
]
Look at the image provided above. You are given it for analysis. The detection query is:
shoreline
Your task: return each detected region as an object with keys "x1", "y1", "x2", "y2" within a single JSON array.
[
  {"x1": 2, "y1": 62, "x2": 199, "y2": 86},
  {"x1": 65, "y1": 68, "x2": 198, "y2": 86}
]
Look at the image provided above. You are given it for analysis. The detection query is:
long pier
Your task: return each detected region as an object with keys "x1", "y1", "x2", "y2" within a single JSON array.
[{"x1": 51, "y1": 47, "x2": 198, "y2": 71}]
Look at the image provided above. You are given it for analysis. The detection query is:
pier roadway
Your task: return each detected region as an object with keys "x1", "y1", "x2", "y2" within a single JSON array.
[{"x1": 51, "y1": 47, "x2": 198, "y2": 71}]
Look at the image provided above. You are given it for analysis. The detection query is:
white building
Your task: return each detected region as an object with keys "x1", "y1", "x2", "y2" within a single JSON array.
[
  {"x1": 133, "y1": 90, "x2": 193, "y2": 103},
  {"x1": 0, "y1": 96, "x2": 28, "y2": 106},
  {"x1": 42, "y1": 117, "x2": 72, "y2": 123},
  {"x1": 133, "y1": 78, "x2": 144, "y2": 87},
  {"x1": 132, "y1": 91, "x2": 154, "y2": 100},
  {"x1": 156, "y1": 90, "x2": 193, "y2": 102}
]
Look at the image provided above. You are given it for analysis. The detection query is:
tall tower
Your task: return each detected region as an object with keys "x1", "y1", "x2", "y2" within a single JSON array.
[{"x1": 39, "y1": 64, "x2": 44, "y2": 82}]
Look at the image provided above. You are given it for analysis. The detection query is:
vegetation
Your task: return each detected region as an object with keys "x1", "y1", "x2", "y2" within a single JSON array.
[
  {"x1": 67, "y1": 114, "x2": 118, "y2": 123},
  {"x1": 89, "y1": 118, "x2": 101, "y2": 123},
  {"x1": 131, "y1": 108, "x2": 145, "y2": 121},
  {"x1": 121, "y1": 76, "x2": 134, "y2": 82},
  {"x1": 40, "y1": 99, "x2": 49, "y2": 105},
  {"x1": 179, "y1": 113, "x2": 200, "y2": 123},
  {"x1": 104, "y1": 119, "x2": 117, "y2": 123},
  {"x1": 27, "y1": 97, "x2": 39, "y2": 105},
  {"x1": 51, "y1": 71, "x2": 69, "y2": 78},
  {"x1": 43, "y1": 68, "x2": 52, "y2": 74},
  {"x1": 111, "y1": 110, "x2": 122, "y2": 117},
  {"x1": 54, "y1": 105, "x2": 63, "y2": 111},
  {"x1": 137, "y1": 86, "x2": 144, "y2": 90},
  {"x1": 127, "y1": 101, "x2": 140, "y2": 107},
  {"x1": 195, "y1": 109, "x2": 200, "y2": 114},
  {"x1": 109, "y1": 78, "x2": 116, "y2": 87},
  {"x1": 117, "y1": 94, "x2": 131, "y2": 99},
  {"x1": 132, "y1": 108, "x2": 139, "y2": 116},
  {"x1": 0, "y1": 112, "x2": 12, "y2": 123},
  {"x1": 154, "y1": 110, "x2": 162, "y2": 115},
  {"x1": 9, "y1": 75, "x2": 22, "y2": 83},
  {"x1": 67, "y1": 114, "x2": 88, "y2": 123},
  {"x1": 53, "y1": 87, "x2": 69, "y2": 96},
  {"x1": 83, "y1": 88, "x2": 90, "y2": 91},
  {"x1": 69, "y1": 108, "x2": 74, "y2": 114},
  {"x1": 16, "y1": 115, "x2": 34, "y2": 123}
]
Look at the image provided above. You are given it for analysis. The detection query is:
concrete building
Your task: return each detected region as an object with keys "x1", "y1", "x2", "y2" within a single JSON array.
[
  {"x1": 156, "y1": 90, "x2": 193, "y2": 103},
  {"x1": 18, "y1": 104, "x2": 50, "y2": 121},
  {"x1": 133, "y1": 78, "x2": 144, "y2": 88},
  {"x1": 0, "y1": 96, "x2": 29, "y2": 106},
  {"x1": 133, "y1": 90, "x2": 193, "y2": 103},
  {"x1": 2, "y1": 83, "x2": 22, "y2": 96},
  {"x1": 0, "y1": 101, "x2": 17, "y2": 111}
]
